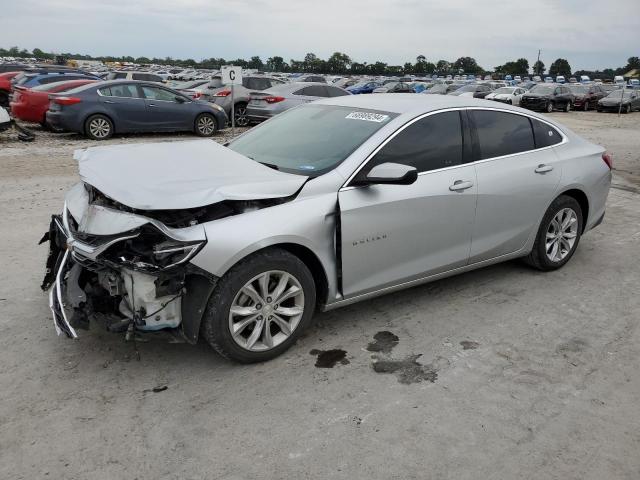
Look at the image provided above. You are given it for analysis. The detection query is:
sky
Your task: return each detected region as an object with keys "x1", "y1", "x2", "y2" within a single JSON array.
[{"x1": 1, "y1": 0, "x2": 638, "y2": 71}]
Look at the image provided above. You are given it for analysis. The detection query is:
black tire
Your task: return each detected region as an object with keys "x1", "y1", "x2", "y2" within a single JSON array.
[
  {"x1": 84, "y1": 114, "x2": 113, "y2": 140},
  {"x1": 625, "y1": 104, "x2": 631, "y2": 114},
  {"x1": 583, "y1": 101, "x2": 589, "y2": 111},
  {"x1": 194, "y1": 113, "x2": 217, "y2": 137},
  {"x1": 201, "y1": 248, "x2": 316, "y2": 363},
  {"x1": 524, "y1": 195, "x2": 583, "y2": 271},
  {"x1": 0, "y1": 91, "x2": 8, "y2": 108},
  {"x1": 232, "y1": 102, "x2": 249, "y2": 127},
  {"x1": 546, "y1": 101, "x2": 554, "y2": 113},
  {"x1": 564, "y1": 101, "x2": 571, "y2": 112}
]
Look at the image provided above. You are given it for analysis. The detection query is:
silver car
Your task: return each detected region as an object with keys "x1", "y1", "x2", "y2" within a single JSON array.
[
  {"x1": 43, "y1": 95, "x2": 611, "y2": 363},
  {"x1": 246, "y1": 82, "x2": 351, "y2": 122}
]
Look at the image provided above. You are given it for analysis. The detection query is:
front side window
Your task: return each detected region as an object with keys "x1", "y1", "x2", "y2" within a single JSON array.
[
  {"x1": 142, "y1": 86, "x2": 177, "y2": 101},
  {"x1": 470, "y1": 110, "x2": 534, "y2": 159},
  {"x1": 363, "y1": 111, "x2": 463, "y2": 174},
  {"x1": 303, "y1": 85, "x2": 329, "y2": 97}
]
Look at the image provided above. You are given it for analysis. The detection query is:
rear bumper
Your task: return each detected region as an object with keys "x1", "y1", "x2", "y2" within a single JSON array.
[
  {"x1": 45, "y1": 110, "x2": 82, "y2": 132},
  {"x1": 10, "y1": 102, "x2": 44, "y2": 123},
  {"x1": 246, "y1": 106, "x2": 277, "y2": 121}
]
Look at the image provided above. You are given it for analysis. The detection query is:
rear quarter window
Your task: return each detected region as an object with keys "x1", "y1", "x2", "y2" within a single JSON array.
[{"x1": 531, "y1": 119, "x2": 563, "y2": 148}]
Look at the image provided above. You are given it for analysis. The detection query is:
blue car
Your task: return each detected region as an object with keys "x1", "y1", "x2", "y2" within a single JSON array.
[
  {"x1": 12, "y1": 71, "x2": 101, "y2": 89},
  {"x1": 346, "y1": 81, "x2": 382, "y2": 94}
]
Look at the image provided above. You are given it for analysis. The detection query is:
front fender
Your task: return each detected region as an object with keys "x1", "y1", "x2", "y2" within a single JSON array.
[{"x1": 189, "y1": 192, "x2": 340, "y2": 301}]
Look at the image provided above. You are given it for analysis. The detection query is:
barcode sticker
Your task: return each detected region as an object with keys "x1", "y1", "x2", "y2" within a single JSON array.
[{"x1": 345, "y1": 111, "x2": 390, "y2": 123}]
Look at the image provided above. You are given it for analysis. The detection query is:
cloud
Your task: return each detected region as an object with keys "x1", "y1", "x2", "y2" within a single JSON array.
[{"x1": 1, "y1": 0, "x2": 637, "y2": 70}]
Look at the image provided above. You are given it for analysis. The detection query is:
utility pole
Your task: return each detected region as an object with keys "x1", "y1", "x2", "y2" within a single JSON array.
[{"x1": 536, "y1": 49, "x2": 541, "y2": 75}]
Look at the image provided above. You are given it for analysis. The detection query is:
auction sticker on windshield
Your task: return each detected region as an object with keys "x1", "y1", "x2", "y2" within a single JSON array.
[{"x1": 345, "y1": 111, "x2": 390, "y2": 123}]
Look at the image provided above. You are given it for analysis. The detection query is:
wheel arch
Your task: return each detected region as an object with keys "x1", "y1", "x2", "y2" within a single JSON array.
[{"x1": 557, "y1": 188, "x2": 589, "y2": 233}]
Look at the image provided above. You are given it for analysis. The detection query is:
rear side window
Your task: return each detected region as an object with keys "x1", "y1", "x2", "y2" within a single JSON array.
[
  {"x1": 141, "y1": 86, "x2": 176, "y2": 101},
  {"x1": 470, "y1": 110, "x2": 534, "y2": 159},
  {"x1": 100, "y1": 84, "x2": 140, "y2": 98},
  {"x1": 531, "y1": 119, "x2": 563, "y2": 148},
  {"x1": 326, "y1": 86, "x2": 349, "y2": 97},
  {"x1": 365, "y1": 111, "x2": 463, "y2": 173},
  {"x1": 303, "y1": 85, "x2": 329, "y2": 97},
  {"x1": 112, "y1": 72, "x2": 127, "y2": 79}
]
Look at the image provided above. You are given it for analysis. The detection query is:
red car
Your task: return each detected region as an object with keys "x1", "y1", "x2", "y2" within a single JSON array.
[
  {"x1": 0, "y1": 71, "x2": 21, "y2": 107},
  {"x1": 10, "y1": 79, "x2": 98, "y2": 125}
]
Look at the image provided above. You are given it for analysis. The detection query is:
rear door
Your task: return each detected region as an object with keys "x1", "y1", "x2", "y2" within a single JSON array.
[
  {"x1": 469, "y1": 109, "x2": 562, "y2": 262},
  {"x1": 140, "y1": 85, "x2": 191, "y2": 130},
  {"x1": 339, "y1": 110, "x2": 477, "y2": 297},
  {"x1": 97, "y1": 83, "x2": 148, "y2": 131}
]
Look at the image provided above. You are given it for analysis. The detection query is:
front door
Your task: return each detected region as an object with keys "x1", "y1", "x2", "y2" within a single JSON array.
[
  {"x1": 140, "y1": 85, "x2": 190, "y2": 130},
  {"x1": 339, "y1": 110, "x2": 477, "y2": 297}
]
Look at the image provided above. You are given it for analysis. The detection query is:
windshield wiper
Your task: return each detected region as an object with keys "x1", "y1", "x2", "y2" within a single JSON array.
[{"x1": 258, "y1": 161, "x2": 280, "y2": 171}]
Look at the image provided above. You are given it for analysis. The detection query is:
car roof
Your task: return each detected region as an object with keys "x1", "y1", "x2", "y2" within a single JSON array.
[{"x1": 314, "y1": 93, "x2": 556, "y2": 119}]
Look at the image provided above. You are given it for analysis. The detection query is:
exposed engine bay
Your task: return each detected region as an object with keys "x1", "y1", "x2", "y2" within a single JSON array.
[{"x1": 42, "y1": 182, "x2": 297, "y2": 342}]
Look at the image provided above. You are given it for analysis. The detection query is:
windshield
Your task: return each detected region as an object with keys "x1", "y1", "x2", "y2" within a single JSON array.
[
  {"x1": 30, "y1": 81, "x2": 87, "y2": 92},
  {"x1": 426, "y1": 84, "x2": 447, "y2": 93},
  {"x1": 606, "y1": 90, "x2": 634, "y2": 99},
  {"x1": 383, "y1": 82, "x2": 399, "y2": 89},
  {"x1": 493, "y1": 87, "x2": 515, "y2": 94},
  {"x1": 567, "y1": 85, "x2": 586, "y2": 94},
  {"x1": 454, "y1": 84, "x2": 477, "y2": 92},
  {"x1": 530, "y1": 85, "x2": 555, "y2": 94},
  {"x1": 229, "y1": 104, "x2": 398, "y2": 176}
]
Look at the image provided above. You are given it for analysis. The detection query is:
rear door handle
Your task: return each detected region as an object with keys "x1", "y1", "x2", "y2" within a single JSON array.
[
  {"x1": 103, "y1": 100, "x2": 115, "y2": 104},
  {"x1": 148, "y1": 103, "x2": 157, "y2": 107},
  {"x1": 449, "y1": 180, "x2": 474, "y2": 192},
  {"x1": 535, "y1": 164, "x2": 554, "y2": 173}
]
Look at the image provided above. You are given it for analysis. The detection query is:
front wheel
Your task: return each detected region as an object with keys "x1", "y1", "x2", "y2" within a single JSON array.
[
  {"x1": 546, "y1": 101, "x2": 554, "y2": 113},
  {"x1": 524, "y1": 195, "x2": 583, "y2": 271},
  {"x1": 625, "y1": 104, "x2": 631, "y2": 114},
  {"x1": 194, "y1": 113, "x2": 217, "y2": 137},
  {"x1": 564, "y1": 101, "x2": 571, "y2": 112},
  {"x1": 583, "y1": 101, "x2": 589, "y2": 111},
  {"x1": 201, "y1": 248, "x2": 316, "y2": 363}
]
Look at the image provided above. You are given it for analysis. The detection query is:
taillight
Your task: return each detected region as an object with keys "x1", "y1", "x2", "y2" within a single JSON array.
[
  {"x1": 214, "y1": 90, "x2": 231, "y2": 97},
  {"x1": 264, "y1": 96, "x2": 285, "y2": 104},
  {"x1": 52, "y1": 96, "x2": 82, "y2": 106},
  {"x1": 191, "y1": 91, "x2": 202, "y2": 99},
  {"x1": 602, "y1": 152, "x2": 613, "y2": 170}
]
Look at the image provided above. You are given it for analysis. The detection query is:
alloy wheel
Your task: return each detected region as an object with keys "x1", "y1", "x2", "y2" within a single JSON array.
[
  {"x1": 228, "y1": 270, "x2": 305, "y2": 352},
  {"x1": 234, "y1": 104, "x2": 249, "y2": 127},
  {"x1": 197, "y1": 115, "x2": 215, "y2": 135},
  {"x1": 89, "y1": 118, "x2": 111, "y2": 138},
  {"x1": 545, "y1": 208, "x2": 579, "y2": 262},
  {"x1": 583, "y1": 101, "x2": 589, "y2": 111},
  {"x1": 547, "y1": 102, "x2": 553, "y2": 113}
]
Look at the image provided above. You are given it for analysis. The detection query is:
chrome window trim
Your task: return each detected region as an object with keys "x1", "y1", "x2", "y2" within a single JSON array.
[
  {"x1": 97, "y1": 86, "x2": 144, "y2": 100},
  {"x1": 339, "y1": 106, "x2": 568, "y2": 191}
]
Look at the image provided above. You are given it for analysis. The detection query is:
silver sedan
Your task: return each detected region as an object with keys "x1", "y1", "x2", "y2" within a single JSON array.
[{"x1": 43, "y1": 94, "x2": 611, "y2": 363}]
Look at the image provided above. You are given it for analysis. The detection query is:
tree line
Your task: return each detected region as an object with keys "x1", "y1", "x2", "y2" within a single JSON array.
[{"x1": 1, "y1": 46, "x2": 638, "y2": 79}]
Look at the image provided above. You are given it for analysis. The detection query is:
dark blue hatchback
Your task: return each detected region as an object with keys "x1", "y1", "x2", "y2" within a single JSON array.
[{"x1": 46, "y1": 80, "x2": 228, "y2": 139}]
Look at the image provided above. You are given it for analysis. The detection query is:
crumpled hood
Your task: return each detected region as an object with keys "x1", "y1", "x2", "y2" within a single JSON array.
[{"x1": 73, "y1": 139, "x2": 308, "y2": 210}]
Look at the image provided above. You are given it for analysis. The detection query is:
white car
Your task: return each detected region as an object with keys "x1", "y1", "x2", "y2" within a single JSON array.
[
  {"x1": 485, "y1": 87, "x2": 527, "y2": 106},
  {"x1": 0, "y1": 107, "x2": 11, "y2": 132}
]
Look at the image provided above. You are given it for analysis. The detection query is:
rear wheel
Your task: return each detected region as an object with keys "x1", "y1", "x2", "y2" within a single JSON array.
[
  {"x1": 0, "y1": 92, "x2": 8, "y2": 108},
  {"x1": 201, "y1": 248, "x2": 316, "y2": 363},
  {"x1": 625, "y1": 104, "x2": 631, "y2": 114},
  {"x1": 583, "y1": 101, "x2": 589, "y2": 111},
  {"x1": 233, "y1": 102, "x2": 249, "y2": 127},
  {"x1": 85, "y1": 114, "x2": 113, "y2": 140},
  {"x1": 564, "y1": 101, "x2": 571, "y2": 112},
  {"x1": 524, "y1": 195, "x2": 583, "y2": 271},
  {"x1": 194, "y1": 113, "x2": 217, "y2": 136},
  {"x1": 546, "y1": 101, "x2": 554, "y2": 113}
]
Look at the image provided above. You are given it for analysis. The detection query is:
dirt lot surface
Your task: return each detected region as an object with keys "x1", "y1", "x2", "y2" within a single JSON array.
[{"x1": 1, "y1": 112, "x2": 639, "y2": 479}]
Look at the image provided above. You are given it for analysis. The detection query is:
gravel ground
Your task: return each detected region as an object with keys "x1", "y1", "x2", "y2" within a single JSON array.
[{"x1": 0, "y1": 112, "x2": 639, "y2": 479}]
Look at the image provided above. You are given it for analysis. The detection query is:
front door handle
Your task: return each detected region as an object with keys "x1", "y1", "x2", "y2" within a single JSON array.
[
  {"x1": 148, "y1": 103, "x2": 157, "y2": 107},
  {"x1": 535, "y1": 164, "x2": 554, "y2": 173},
  {"x1": 449, "y1": 180, "x2": 474, "y2": 192}
]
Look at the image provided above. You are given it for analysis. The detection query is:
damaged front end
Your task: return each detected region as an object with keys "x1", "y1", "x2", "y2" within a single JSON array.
[{"x1": 41, "y1": 184, "x2": 218, "y2": 343}]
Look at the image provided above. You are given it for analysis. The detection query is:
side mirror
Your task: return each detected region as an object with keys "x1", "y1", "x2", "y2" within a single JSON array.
[
  {"x1": 175, "y1": 96, "x2": 186, "y2": 103},
  {"x1": 363, "y1": 163, "x2": 418, "y2": 186}
]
